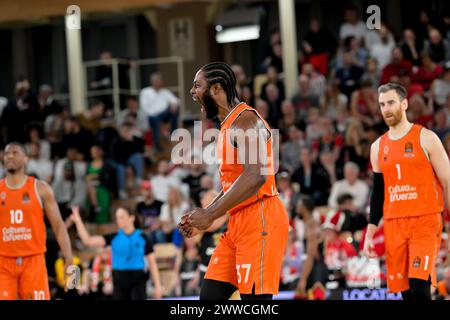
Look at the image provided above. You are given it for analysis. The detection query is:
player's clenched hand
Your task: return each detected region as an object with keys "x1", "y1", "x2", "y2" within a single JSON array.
[
  {"x1": 187, "y1": 208, "x2": 214, "y2": 231},
  {"x1": 363, "y1": 236, "x2": 377, "y2": 259},
  {"x1": 178, "y1": 214, "x2": 194, "y2": 237}
]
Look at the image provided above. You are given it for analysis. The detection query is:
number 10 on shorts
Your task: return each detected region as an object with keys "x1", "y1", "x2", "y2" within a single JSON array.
[{"x1": 236, "y1": 264, "x2": 251, "y2": 284}]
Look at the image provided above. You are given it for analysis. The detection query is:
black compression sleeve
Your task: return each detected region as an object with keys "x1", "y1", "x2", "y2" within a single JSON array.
[{"x1": 369, "y1": 172, "x2": 384, "y2": 226}]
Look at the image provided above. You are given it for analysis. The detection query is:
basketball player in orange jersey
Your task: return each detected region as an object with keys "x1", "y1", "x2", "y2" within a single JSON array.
[
  {"x1": 178, "y1": 62, "x2": 289, "y2": 300},
  {"x1": 364, "y1": 83, "x2": 450, "y2": 300},
  {"x1": 0, "y1": 142, "x2": 73, "y2": 300}
]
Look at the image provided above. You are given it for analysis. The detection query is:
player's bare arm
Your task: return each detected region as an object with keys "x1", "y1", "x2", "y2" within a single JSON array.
[
  {"x1": 182, "y1": 111, "x2": 269, "y2": 236},
  {"x1": 364, "y1": 137, "x2": 383, "y2": 258},
  {"x1": 37, "y1": 180, "x2": 73, "y2": 269},
  {"x1": 421, "y1": 128, "x2": 450, "y2": 211}
]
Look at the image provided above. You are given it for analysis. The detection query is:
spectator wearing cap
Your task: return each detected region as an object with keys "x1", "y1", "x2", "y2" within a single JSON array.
[
  {"x1": 424, "y1": 28, "x2": 450, "y2": 64},
  {"x1": 327, "y1": 161, "x2": 369, "y2": 211},
  {"x1": 429, "y1": 62, "x2": 450, "y2": 109},
  {"x1": 136, "y1": 180, "x2": 163, "y2": 240},
  {"x1": 380, "y1": 47, "x2": 413, "y2": 84},
  {"x1": 109, "y1": 121, "x2": 145, "y2": 199}
]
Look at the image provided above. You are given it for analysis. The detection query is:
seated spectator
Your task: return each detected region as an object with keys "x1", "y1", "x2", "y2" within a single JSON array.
[
  {"x1": 26, "y1": 141, "x2": 53, "y2": 183},
  {"x1": 291, "y1": 74, "x2": 320, "y2": 118},
  {"x1": 117, "y1": 95, "x2": 149, "y2": 134},
  {"x1": 406, "y1": 94, "x2": 434, "y2": 128},
  {"x1": 328, "y1": 161, "x2": 369, "y2": 211},
  {"x1": 278, "y1": 100, "x2": 303, "y2": 136},
  {"x1": 302, "y1": 18, "x2": 337, "y2": 75},
  {"x1": 380, "y1": 47, "x2": 413, "y2": 84},
  {"x1": 305, "y1": 107, "x2": 323, "y2": 142},
  {"x1": 61, "y1": 116, "x2": 94, "y2": 161},
  {"x1": 77, "y1": 100, "x2": 105, "y2": 136},
  {"x1": 318, "y1": 149, "x2": 338, "y2": 187},
  {"x1": 109, "y1": 122, "x2": 145, "y2": 199},
  {"x1": 322, "y1": 212, "x2": 358, "y2": 287},
  {"x1": 159, "y1": 186, "x2": 190, "y2": 243},
  {"x1": 433, "y1": 109, "x2": 450, "y2": 142},
  {"x1": 177, "y1": 237, "x2": 200, "y2": 296},
  {"x1": 361, "y1": 57, "x2": 380, "y2": 90},
  {"x1": 151, "y1": 159, "x2": 182, "y2": 202},
  {"x1": 281, "y1": 125, "x2": 306, "y2": 173},
  {"x1": 260, "y1": 65, "x2": 285, "y2": 102},
  {"x1": 136, "y1": 180, "x2": 163, "y2": 237},
  {"x1": 424, "y1": 28, "x2": 450, "y2": 64},
  {"x1": 54, "y1": 147, "x2": 87, "y2": 182},
  {"x1": 25, "y1": 124, "x2": 51, "y2": 160},
  {"x1": 339, "y1": 5, "x2": 367, "y2": 43},
  {"x1": 335, "y1": 50, "x2": 364, "y2": 99},
  {"x1": 262, "y1": 83, "x2": 282, "y2": 128},
  {"x1": 365, "y1": 21, "x2": 396, "y2": 54},
  {"x1": 413, "y1": 54, "x2": 443, "y2": 91},
  {"x1": 320, "y1": 82, "x2": 348, "y2": 120},
  {"x1": 336, "y1": 36, "x2": 367, "y2": 70},
  {"x1": 254, "y1": 99, "x2": 271, "y2": 125},
  {"x1": 53, "y1": 161, "x2": 87, "y2": 220},
  {"x1": 292, "y1": 147, "x2": 331, "y2": 206},
  {"x1": 333, "y1": 193, "x2": 368, "y2": 235},
  {"x1": 277, "y1": 171, "x2": 294, "y2": 212},
  {"x1": 182, "y1": 159, "x2": 206, "y2": 207},
  {"x1": 350, "y1": 79, "x2": 378, "y2": 128},
  {"x1": 369, "y1": 25, "x2": 396, "y2": 72},
  {"x1": 139, "y1": 73, "x2": 179, "y2": 152},
  {"x1": 37, "y1": 84, "x2": 62, "y2": 122},
  {"x1": 429, "y1": 62, "x2": 450, "y2": 109},
  {"x1": 86, "y1": 144, "x2": 114, "y2": 223},
  {"x1": 400, "y1": 28, "x2": 424, "y2": 66},
  {"x1": 301, "y1": 62, "x2": 326, "y2": 98}
]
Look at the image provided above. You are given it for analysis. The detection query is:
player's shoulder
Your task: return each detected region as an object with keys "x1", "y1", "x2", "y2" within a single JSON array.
[
  {"x1": 232, "y1": 109, "x2": 267, "y2": 132},
  {"x1": 35, "y1": 179, "x2": 53, "y2": 197}
]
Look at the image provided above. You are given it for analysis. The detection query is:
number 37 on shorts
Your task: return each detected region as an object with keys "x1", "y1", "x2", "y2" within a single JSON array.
[{"x1": 236, "y1": 264, "x2": 251, "y2": 284}]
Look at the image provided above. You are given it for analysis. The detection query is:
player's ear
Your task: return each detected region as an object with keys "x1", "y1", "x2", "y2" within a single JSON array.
[
  {"x1": 211, "y1": 83, "x2": 221, "y2": 96},
  {"x1": 402, "y1": 98, "x2": 408, "y2": 111}
]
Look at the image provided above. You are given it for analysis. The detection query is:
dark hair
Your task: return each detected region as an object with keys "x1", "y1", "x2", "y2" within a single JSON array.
[
  {"x1": 89, "y1": 99, "x2": 104, "y2": 108},
  {"x1": 201, "y1": 62, "x2": 238, "y2": 105},
  {"x1": 378, "y1": 82, "x2": 407, "y2": 101},
  {"x1": 299, "y1": 195, "x2": 315, "y2": 212},
  {"x1": 116, "y1": 206, "x2": 142, "y2": 229},
  {"x1": 337, "y1": 193, "x2": 354, "y2": 205},
  {"x1": 5, "y1": 142, "x2": 27, "y2": 155}
]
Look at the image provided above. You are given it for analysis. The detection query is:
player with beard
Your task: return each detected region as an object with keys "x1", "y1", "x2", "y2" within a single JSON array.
[
  {"x1": 0, "y1": 142, "x2": 72, "y2": 300},
  {"x1": 178, "y1": 62, "x2": 289, "y2": 300},
  {"x1": 364, "y1": 83, "x2": 450, "y2": 300}
]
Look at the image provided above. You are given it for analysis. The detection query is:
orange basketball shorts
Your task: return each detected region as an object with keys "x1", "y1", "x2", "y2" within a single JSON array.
[
  {"x1": 0, "y1": 254, "x2": 50, "y2": 300},
  {"x1": 205, "y1": 196, "x2": 289, "y2": 295},
  {"x1": 384, "y1": 213, "x2": 442, "y2": 293}
]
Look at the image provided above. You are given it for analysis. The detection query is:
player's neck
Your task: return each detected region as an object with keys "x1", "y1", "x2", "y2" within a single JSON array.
[
  {"x1": 5, "y1": 173, "x2": 28, "y2": 190},
  {"x1": 388, "y1": 120, "x2": 413, "y2": 140},
  {"x1": 218, "y1": 98, "x2": 242, "y2": 123}
]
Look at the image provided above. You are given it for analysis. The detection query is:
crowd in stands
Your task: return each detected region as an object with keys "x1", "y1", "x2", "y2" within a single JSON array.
[{"x1": 0, "y1": 4, "x2": 449, "y2": 300}]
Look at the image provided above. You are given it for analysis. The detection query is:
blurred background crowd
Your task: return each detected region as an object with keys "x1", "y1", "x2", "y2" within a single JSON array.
[{"x1": 0, "y1": 1, "x2": 450, "y2": 300}]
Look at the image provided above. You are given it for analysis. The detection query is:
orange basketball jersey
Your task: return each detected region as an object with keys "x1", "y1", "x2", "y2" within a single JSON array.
[
  {"x1": 0, "y1": 176, "x2": 47, "y2": 257},
  {"x1": 378, "y1": 124, "x2": 443, "y2": 219},
  {"x1": 217, "y1": 103, "x2": 278, "y2": 214}
]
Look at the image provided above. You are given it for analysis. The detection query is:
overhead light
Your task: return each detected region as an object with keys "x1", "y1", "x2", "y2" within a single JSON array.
[
  {"x1": 216, "y1": 25, "x2": 260, "y2": 43},
  {"x1": 215, "y1": 6, "x2": 265, "y2": 44}
]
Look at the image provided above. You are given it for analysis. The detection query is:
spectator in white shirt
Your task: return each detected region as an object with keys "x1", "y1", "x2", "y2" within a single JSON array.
[
  {"x1": 26, "y1": 141, "x2": 53, "y2": 183},
  {"x1": 328, "y1": 161, "x2": 369, "y2": 211},
  {"x1": 139, "y1": 73, "x2": 179, "y2": 151},
  {"x1": 339, "y1": 6, "x2": 367, "y2": 43},
  {"x1": 159, "y1": 185, "x2": 190, "y2": 243},
  {"x1": 116, "y1": 95, "x2": 149, "y2": 135},
  {"x1": 150, "y1": 159, "x2": 182, "y2": 202}
]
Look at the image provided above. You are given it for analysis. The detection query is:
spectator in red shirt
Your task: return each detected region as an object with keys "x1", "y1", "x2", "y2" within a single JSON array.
[
  {"x1": 413, "y1": 54, "x2": 443, "y2": 91},
  {"x1": 380, "y1": 47, "x2": 413, "y2": 84}
]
